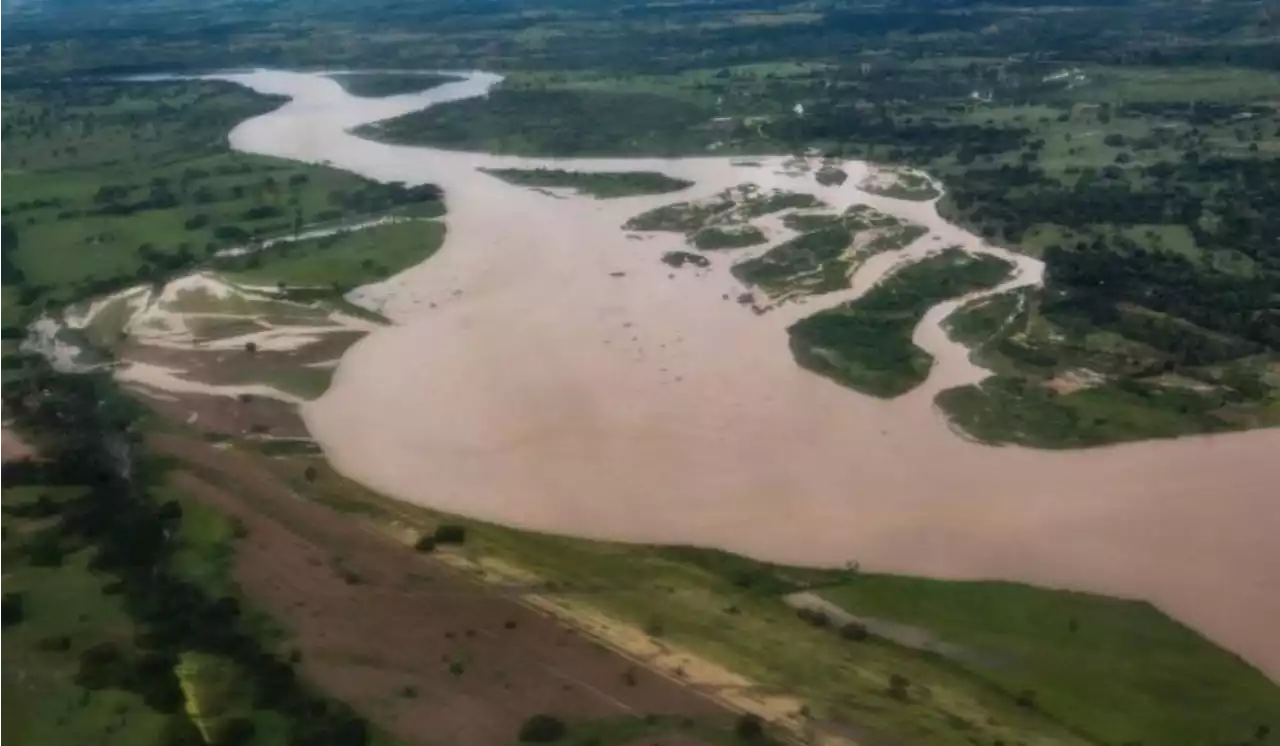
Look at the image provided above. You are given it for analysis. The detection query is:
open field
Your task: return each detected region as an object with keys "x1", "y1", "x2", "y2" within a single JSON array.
[{"x1": 221, "y1": 220, "x2": 447, "y2": 290}]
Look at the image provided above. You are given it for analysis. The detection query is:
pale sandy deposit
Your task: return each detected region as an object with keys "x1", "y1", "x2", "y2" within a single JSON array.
[{"x1": 195, "y1": 70, "x2": 1278, "y2": 676}]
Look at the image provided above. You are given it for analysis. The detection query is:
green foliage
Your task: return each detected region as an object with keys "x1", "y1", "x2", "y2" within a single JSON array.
[
  {"x1": 220, "y1": 220, "x2": 446, "y2": 290},
  {"x1": 937, "y1": 375, "x2": 1240, "y2": 448},
  {"x1": 518, "y1": 714, "x2": 567, "y2": 743},
  {"x1": 481, "y1": 168, "x2": 693, "y2": 198},
  {"x1": 819, "y1": 574, "x2": 1280, "y2": 746},
  {"x1": 691, "y1": 225, "x2": 766, "y2": 250},
  {"x1": 433, "y1": 524, "x2": 467, "y2": 545},
  {"x1": 1, "y1": 78, "x2": 442, "y2": 322},
  {"x1": 328, "y1": 72, "x2": 454, "y2": 97},
  {"x1": 360, "y1": 88, "x2": 722, "y2": 157},
  {"x1": 788, "y1": 249, "x2": 1013, "y2": 397}
]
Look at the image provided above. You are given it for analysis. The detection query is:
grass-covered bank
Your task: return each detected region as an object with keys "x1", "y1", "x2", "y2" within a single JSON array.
[{"x1": 788, "y1": 249, "x2": 1013, "y2": 397}]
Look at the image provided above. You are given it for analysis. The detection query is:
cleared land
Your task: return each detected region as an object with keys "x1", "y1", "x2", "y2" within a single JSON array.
[{"x1": 149, "y1": 433, "x2": 738, "y2": 746}]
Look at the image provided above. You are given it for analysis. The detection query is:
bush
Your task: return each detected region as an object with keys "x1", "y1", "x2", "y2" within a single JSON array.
[
  {"x1": 414, "y1": 535, "x2": 437, "y2": 552},
  {"x1": 37, "y1": 634, "x2": 73, "y2": 652},
  {"x1": 517, "y1": 714, "x2": 567, "y2": 743},
  {"x1": 433, "y1": 524, "x2": 466, "y2": 544},
  {"x1": 839, "y1": 621, "x2": 869, "y2": 641},
  {"x1": 735, "y1": 713, "x2": 765, "y2": 741},
  {"x1": 795, "y1": 607, "x2": 830, "y2": 628},
  {"x1": 2, "y1": 592, "x2": 25, "y2": 627},
  {"x1": 887, "y1": 673, "x2": 910, "y2": 701}
]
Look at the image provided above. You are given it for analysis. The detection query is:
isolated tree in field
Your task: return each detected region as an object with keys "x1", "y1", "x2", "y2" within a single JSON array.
[
  {"x1": 303, "y1": 466, "x2": 317, "y2": 482},
  {"x1": 244, "y1": 341, "x2": 257, "y2": 355}
]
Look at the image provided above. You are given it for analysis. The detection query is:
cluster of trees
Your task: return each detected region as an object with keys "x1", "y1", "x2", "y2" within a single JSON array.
[{"x1": 2, "y1": 358, "x2": 377, "y2": 746}]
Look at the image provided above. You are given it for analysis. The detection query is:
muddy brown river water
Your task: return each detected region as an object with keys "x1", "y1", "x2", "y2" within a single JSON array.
[{"x1": 212, "y1": 69, "x2": 1279, "y2": 677}]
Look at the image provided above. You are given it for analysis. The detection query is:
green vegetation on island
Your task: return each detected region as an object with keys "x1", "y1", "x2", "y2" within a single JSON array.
[
  {"x1": 327, "y1": 72, "x2": 454, "y2": 98},
  {"x1": 220, "y1": 219, "x2": 446, "y2": 290},
  {"x1": 733, "y1": 206, "x2": 927, "y2": 300},
  {"x1": 480, "y1": 168, "x2": 693, "y2": 199},
  {"x1": 788, "y1": 249, "x2": 1013, "y2": 397},
  {"x1": 861, "y1": 168, "x2": 940, "y2": 201},
  {"x1": 691, "y1": 225, "x2": 767, "y2": 250}
]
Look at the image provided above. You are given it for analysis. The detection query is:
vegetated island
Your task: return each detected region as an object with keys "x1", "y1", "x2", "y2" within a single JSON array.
[
  {"x1": 788, "y1": 248, "x2": 1013, "y2": 398},
  {"x1": 328, "y1": 72, "x2": 455, "y2": 97},
  {"x1": 860, "y1": 167, "x2": 941, "y2": 201},
  {"x1": 479, "y1": 167, "x2": 693, "y2": 199},
  {"x1": 934, "y1": 280, "x2": 1271, "y2": 448},
  {"x1": 733, "y1": 205, "x2": 927, "y2": 301}
]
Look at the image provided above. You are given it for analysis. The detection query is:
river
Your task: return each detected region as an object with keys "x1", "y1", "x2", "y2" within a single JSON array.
[{"x1": 210, "y1": 69, "x2": 1279, "y2": 677}]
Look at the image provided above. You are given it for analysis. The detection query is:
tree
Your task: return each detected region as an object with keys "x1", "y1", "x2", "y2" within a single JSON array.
[
  {"x1": 433, "y1": 524, "x2": 466, "y2": 544},
  {"x1": 517, "y1": 714, "x2": 567, "y2": 743},
  {"x1": 244, "y1": 341, "x2": 257, "y2": 355},
  {"x1": 303, "y1": 466, "x2": 318, "y2": 482},
  {"x1": 735, "y1": 713, "x2": 765, "y2": 741}
]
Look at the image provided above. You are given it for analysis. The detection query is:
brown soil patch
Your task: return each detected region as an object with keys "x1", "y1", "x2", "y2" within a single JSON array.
[
  {"x1": 152, "y1": 434, "x2": 725, "y2": 746},
  {"x1": 128, "y1": 385, "x2": 309, "y2": 439}
]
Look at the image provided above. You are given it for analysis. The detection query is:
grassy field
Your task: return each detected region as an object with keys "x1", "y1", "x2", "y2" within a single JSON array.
[
  {"x1": 480, "y1": 167, "x2": 693, "y2": 198},
  {"x1": 221, "y1": 219, "x2": 446, "y2": 290},
  {"x1": 788, "y1": 249, "x2": 1012, "y2": 397},
  {"x1": 817, "y1": 575, "x2": 1280, "y2": 746}
]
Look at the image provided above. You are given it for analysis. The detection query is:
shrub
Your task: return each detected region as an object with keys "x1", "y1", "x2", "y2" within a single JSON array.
[
  {"x1": 2, "y1": 592, "x2": 25, "y2": 627},
  {"x1": 433, "y1": 524, "x2": 466, "y2": 544},
  {"x1": 795, "y1": 607, "x2": 829, "y2": 628},
  {"x1": 735, "y1": 713, "x2": 765, "y2": 741},
  {"x1": 303, "y1": 466, "x2": 318, "y2": 482},
  {"x1": 839, "y1": 621, "x2": 869, "y2": 641},
  {"x1": 887, "y1": 673, "x2": 910, "y2": 701},
  {"x1": 517, "y1": 714, "x2": 567, "y2": 743},
  {"x1": 414, "y1": 535, "x2": 436, "y2": 553},
  {"x1": 37, "y1": 634, "x2": 73, "y2": 652}
]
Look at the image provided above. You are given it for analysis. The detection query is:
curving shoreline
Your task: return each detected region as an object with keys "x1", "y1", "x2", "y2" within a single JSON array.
[{"x1": 205, "y1": 69, "x2": 1280, "y2": 678}]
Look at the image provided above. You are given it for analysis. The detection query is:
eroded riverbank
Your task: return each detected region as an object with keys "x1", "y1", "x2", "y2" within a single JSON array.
[{"x1": 136, "y1": 69, "x2": 1280, "y2": 677}]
